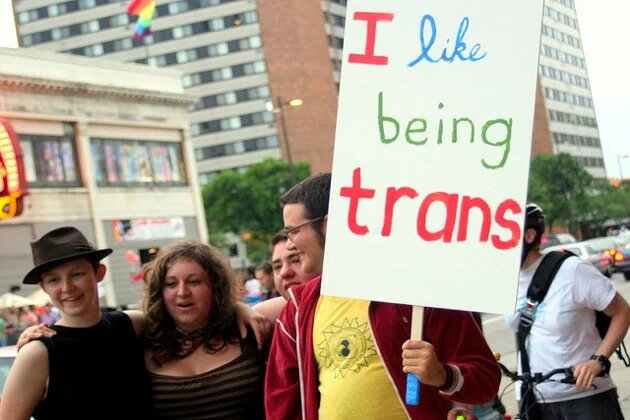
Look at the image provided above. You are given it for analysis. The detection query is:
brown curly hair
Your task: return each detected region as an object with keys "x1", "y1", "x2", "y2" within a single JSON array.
[{"x1": 143, "y1": 240, "x2": 239, "y2": 365}]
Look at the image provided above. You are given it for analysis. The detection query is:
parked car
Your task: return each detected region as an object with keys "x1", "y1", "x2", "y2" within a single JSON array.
[
  {"x1": 0, "y1": 345, "x2": 17, "y2": 398},
  {"x1": 540, "y1": 233, "x2": 577, "y2": 250},
  {"x1": 612, "y1": 237, "x2": 630, "y2": 280},
  {"x1": 543, "y1": 237, "x2": 619, "y2": 277}
]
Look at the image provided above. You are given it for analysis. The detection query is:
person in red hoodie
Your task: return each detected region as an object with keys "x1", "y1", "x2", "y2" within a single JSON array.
[{"x1": 265, "y1": 173, "x2": 501, "y2": 420}]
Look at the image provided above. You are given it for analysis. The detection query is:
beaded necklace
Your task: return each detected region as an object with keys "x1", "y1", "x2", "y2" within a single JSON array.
[{"x1": 173, "y1": 327, "x2": 206, "y2": 358}]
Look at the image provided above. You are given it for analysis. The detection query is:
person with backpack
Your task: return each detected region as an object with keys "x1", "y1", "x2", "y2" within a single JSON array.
[{"x1": 506, "y1": 203, "x2": 630, "y2": 419}]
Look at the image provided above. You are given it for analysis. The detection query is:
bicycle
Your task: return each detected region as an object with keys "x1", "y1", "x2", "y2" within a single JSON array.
[{"x1": 497, "y1": 361, "x2": 607, "y2": 420}]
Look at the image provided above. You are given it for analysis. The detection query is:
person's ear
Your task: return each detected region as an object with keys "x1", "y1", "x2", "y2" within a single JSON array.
[
  {"x1": 322, "y1": 215, "x2": 328, "y2": 236},
  {"x1": 96, "y1": 263, "x2": 107, "y2": 283}
]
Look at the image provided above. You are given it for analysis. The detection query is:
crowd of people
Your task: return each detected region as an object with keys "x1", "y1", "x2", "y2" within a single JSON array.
[
  {"x1": 0, "y1": 172, "x2": 628, "y2": 420},
  {"x1": 237, "y1": 260, "x2": 281, "y2": 306},
  {"x1": 0, "y1": 303, "x2": 60, "y2": 347}
]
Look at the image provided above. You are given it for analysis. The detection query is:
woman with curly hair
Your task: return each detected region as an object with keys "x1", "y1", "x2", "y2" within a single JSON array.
[{"x1": 143, "y1": 240, "x2": 266, "y2": 419}]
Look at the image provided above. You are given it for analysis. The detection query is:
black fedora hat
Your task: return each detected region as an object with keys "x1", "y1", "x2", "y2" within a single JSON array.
[{"x1": 23, "y1": 226, "x2": 112, "y2": 285}]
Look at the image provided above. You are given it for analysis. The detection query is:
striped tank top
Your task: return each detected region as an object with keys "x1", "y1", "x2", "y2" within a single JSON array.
[{"x1": 148, "y1": 337, "x2": 265, "y2": 419}]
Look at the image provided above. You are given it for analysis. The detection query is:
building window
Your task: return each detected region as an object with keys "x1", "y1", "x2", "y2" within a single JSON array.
[
  {"x1": 552, "y1": 132, "x2": 600, "y2": 148},
  {"x1": 19, "y1": 134, "x2": 81, "y2": 188},
  {"x1": 183, "y1": 60, "x2": 266, "y2": 88},
  {"x1": 51, "y1": 27, "x2": 71, "y2": 41},
  {"x1": 199, "y1": 171, "x2": 219, "y2": 185},
  {"x1": 109, "y1": 13, "x2": 129, "y2": 26},
  {"x1": 191, "y1": 112, "x2": 273, "y2": 137},
  {"x1": 18, "y1": 10, "x2": 38, "y2": 24},
  {"x1": 91, "y1": 139, "x2": 187, "y2": 187},
  {"x1": 168, "y1": 1, "x2": 189, "y2": 15},
  {"x1": 189, "y1": 85, "x2": 270, "y2": 112},
  {"x1": 47, "y1": 4, "x2": 62, "y2": 17},
  {"x1": 79, "y1": 0, "x2": 97, "y2": 8},
  {"x1": 195, "y1": 135, "x2": 279, "y2": 160}
]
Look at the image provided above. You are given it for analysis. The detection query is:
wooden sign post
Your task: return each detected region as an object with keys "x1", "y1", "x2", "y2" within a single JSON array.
[{"x1": 406, "y1": 306, "x2": 424, "y2": 405}]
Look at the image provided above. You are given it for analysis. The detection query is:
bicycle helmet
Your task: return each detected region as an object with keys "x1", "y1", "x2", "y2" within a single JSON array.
[
  {"x1": 521, "y1": 203, "x2": 545, "y2": 267},
  {"x1": 524, "y1": 203, "x2": 545, "y2": 234}
]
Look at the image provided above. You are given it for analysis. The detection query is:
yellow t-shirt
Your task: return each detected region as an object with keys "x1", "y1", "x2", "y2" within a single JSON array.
[{"x1": 314, "y1": 295, "x2": 407, "y2": 419}]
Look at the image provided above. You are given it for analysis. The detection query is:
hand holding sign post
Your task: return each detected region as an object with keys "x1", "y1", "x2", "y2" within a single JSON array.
[
  {"x1": 406, "y1": 306, "x2": 424, "y2": 405},
  {"x1": 322, "y1": 0, "x2": 544, "y2": 408}
]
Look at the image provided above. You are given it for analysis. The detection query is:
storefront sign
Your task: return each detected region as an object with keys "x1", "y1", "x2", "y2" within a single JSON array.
[
  {"x1": 112, "y1": 217, "x2": 186, "y2": 241},
  {"x1": 0, "y1": 118, "x2": 28, "y2": 220}
]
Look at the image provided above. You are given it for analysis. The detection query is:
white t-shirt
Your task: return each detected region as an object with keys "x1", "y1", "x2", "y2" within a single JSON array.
[
  {"x1": 244, "y1": 278, "x2": 263, "y2": 294},
  {"x1": 506, "y1": 255, "x2": 616, "y2": 403}
]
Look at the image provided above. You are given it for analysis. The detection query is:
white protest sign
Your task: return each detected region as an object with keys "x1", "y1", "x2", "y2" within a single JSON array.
[{"x1": 321, "y1": 0, "x2": 543, "y2": 314}]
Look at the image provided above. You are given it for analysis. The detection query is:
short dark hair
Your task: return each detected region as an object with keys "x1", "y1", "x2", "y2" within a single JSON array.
[
  {"x1": 279, "y1": 173, "x2": 331, "y2": 220},
  {"x1": 270, "y1": 230, "x2": 288, "y2": 249},
  {"x1": 255, "y1": 260, "x2": 272, "y2": 275},
  {"x1": 269, "y1": 231, "x2": 290, "y2": 256}
]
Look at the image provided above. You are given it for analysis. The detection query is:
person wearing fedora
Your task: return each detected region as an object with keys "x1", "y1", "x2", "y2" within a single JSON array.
[{"x1": 0, "y1": 226, "x2": 152, "y2": 420}]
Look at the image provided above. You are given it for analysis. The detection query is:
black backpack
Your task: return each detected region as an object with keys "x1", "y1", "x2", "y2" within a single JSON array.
[{"x1": 517, "y1": 250, "x2": 629, "y2": 376}]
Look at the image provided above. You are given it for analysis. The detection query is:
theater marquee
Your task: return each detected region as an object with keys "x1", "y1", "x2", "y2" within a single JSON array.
[{"x1": 0, "y1": 117, "x2": 28, "y2": 220}]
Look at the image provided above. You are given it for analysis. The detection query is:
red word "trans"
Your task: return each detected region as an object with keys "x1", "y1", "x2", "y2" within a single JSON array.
[{"x1": 339, "y1": 168, "x2": 522, "y2": 250}]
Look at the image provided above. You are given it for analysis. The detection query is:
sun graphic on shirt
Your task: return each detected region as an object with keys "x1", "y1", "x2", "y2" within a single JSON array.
[{"x1": 317, "y1": 317, "x2": 378, "y2": 378}]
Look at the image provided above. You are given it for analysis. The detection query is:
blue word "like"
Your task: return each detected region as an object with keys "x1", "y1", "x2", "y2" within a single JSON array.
[{"x1": 408, "y1": 14, "x2": 487, "y2": 66}]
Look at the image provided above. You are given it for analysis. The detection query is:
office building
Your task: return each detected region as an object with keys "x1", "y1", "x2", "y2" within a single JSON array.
[
  {"x1": 12, "y1": 0, "x2": 604, "y2": 182},
  {"x1": 13, "y1": 0, "x2": 338, "y2": 184},
  {"x1": 538, "y1": 0, "x2": 605, "y2": 178}
]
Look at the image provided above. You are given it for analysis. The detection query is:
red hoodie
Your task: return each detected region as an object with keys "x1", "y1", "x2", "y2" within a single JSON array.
[{"x1": 265, "y1": 276, "x2": 501, "y2": 419}]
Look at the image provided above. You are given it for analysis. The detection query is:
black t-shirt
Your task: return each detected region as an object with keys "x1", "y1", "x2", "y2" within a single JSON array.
[{"x1": 33, "y1": 311, "x2": 151, "y2": 420}]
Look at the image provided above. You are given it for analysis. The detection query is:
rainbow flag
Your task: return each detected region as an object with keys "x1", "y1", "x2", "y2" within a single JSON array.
[{"x1": 127, "y1": 0, "x2": 156, "y2": 40}]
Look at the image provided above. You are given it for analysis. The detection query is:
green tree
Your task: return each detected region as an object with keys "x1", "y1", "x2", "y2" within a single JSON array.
[
  {"x1": 527, "y1": 153, "x2": 594, "y2": 234},
  {"x1": 589, "y1": 180, "x2": 630, "y2": 230},
  {"x1": 202, "y1": 158, "x2": 310, "y2": 262}
]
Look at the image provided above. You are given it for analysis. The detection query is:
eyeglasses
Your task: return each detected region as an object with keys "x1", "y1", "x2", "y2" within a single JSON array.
[{"x1": 284, "y1": 217, "x2": 324, "y2": 241}]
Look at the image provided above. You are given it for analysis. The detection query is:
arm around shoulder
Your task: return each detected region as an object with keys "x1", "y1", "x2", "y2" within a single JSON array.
[
  {"x1": 0, "y1": 340, "x2": 49, "y2": 420},
  {"x1": 253, "y1": 296, "x2": 287, "y2": 325}
]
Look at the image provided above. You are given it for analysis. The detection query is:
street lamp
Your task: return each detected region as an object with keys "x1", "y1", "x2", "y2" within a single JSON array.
[
  {"x1": 266, "y1": 96, "x2": 303, "y2": 184},
  {"x1": 617, "y1": 153, "x2": 630, "y2": 182}
]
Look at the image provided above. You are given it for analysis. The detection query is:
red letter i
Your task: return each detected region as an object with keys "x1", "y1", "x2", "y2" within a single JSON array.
[{"x1": 348, "y1": 12, "x2": 394, "y2": 66}]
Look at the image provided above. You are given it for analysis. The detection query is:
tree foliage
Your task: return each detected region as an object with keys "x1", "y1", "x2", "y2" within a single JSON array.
[
  {"x1": 527, "y1": 153, "x2": 594, "y2": 234},
  {"x1": 590, "y1": 180, "x2": 630, "y2": 225},
  {"x1": 528, "y1": 153, "x2": 630, "y2": 237},
  {"x1": 202, "y1": 158, "x2": 311, "y2": 262}
]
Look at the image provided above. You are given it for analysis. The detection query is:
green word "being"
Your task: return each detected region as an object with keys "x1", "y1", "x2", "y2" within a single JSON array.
[{"x1": 377, "y1": 91, "x2": 512, "y2": 169}]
